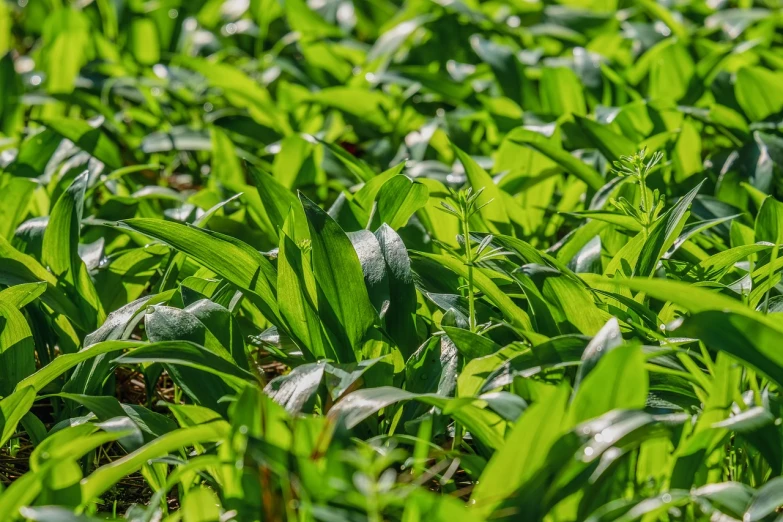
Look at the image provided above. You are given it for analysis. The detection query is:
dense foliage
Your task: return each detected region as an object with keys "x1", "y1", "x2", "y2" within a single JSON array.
[{"x1": 2, "y1": 0, "x2": 783, "y2": 520}]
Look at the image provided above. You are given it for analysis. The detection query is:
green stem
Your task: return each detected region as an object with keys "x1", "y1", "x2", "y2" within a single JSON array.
[
  {"x1": 462, "y1": 214, "x2": 476, "y2": 333},
  {"x1": 639, "y1": 174, "x2": 651, "y2": 241}
]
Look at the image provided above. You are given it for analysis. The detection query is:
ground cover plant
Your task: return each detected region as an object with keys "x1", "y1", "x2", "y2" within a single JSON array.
[{"x1": 3, "y1": 0, "x2": 783, "y2": 520}]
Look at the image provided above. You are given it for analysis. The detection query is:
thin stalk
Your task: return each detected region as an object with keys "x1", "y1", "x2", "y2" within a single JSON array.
[
  {"x1": 639, "y1": 174, "x2": 651, "y2": 241},
  {"x1": 453, "y1": 213, "x2": 475, "y2": 451},
  {"x1": 462, "y1": 214, "x2": 476, "y2": 333}
]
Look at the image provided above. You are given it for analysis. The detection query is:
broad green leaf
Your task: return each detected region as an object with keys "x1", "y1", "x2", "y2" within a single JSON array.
[
  {"x1": 309, "y1": 88, "x2": 391, "y2": 128},
  {"x1": 210, "y1": 127, "x2": 245, "y2": 186},
  {"x1": 375, "y1": 224, "x2": 418, "y2": 356},
  {"x1": 0, "y1": 386, "x2": 35, "y2": 447},
  {"x1": 453, "y1": 145, "x2": 510, "y2": 233},
  {"x1": 0, "y1": 235, "x2": 86, "y2": 329},
  {"x1": 745, "y1": 477, "x2": 783, "y2": 522},
  {"x1": 273, "y1": 134, "x2": 320, "y2": 189},
  {"x1": 36, "y1": 118, "x2": 122, "y2": 169},
  {"x1": 129, "y1": 17, "x2": 159, "y2": 66},
  {"x1": 470, "y1": 35, "x2": 534, "y2": 108},
  {"x1": 347, "y1": 229, "x2": 390, "y2": 315},
  {"x1": 471, "y1": 385, "x2": 570, "y2": 516},
  {"x1": 277, "y1": 212, "x2": 328, "y2": 360},
  {"x1": 755, "y1": 196, "x2": 783, "y2": 244},
  {"x1": 318, "y1": 138, "x2": 376, "y2": 183},
  {"x1": 176, "y1": 56, "x2": 291, "y2": 134},
  {"x1": 41, "y1": 171, "x2": 105, "y2": 329},
  {"x1": 0, "y1": 282, "x2": 47, "y2": 309},
  {"x1": 648, "y1": 41, "x2": 694, "y2": 102},
  {"x1": 376, "y1": 175, "x2": 429, "y2": 230},
  {"x1": 328, "y1": 386, "x2": 505, "y2": 449},
  {"x1": 353, "y1": 162, "x2": 405, "y2": 212},
  {"x1": 676, "y1": 311, "x2": 783, "y2": 389},
  {"x1": 117, "y1": 340, "x2": 254, "y2": 386},
  {"x1": 507, "y1": 128, "x2": 605, "y2": 191},
  {"x1": 120, "y1": 218, "x2": 280, "y2": 323},
  {"x1": 0, "y1": 176, "x2": 36, "y2": 240},
  {"x1": 569, "y1": 343, "x2": 647, "y2": 424},
  {"x1": 248, "y1": 167, "x2": 309, "y2": 241},
  {"x1": 264, "y1": 362, "x2": 325, "y2": 413},
  {"x1": 16, "y1": 340, "x2": 138, "y2": 393},
  {"x1": 0, "y1": 53, "x2": 22, "y2": 136},
  {"x1": 573, "y1": 116, "x2": 637, "y2": 164},
  {"x1": 300, "y1": 194, "x2": 377, "y2": 361},
  {"x1": 0, "y1": 300, "x2": 35, "y2": 396},
  {"x1": 40, "y1": 8, "x2": 90, "y2": 94},
  {"x1": 182, "y1": 486, "x2": 222, "y2": 522},
  {"x1": 608, "y1": 277, "x2": 778, "y2": 328},
  {"x1": 541, "y1": 67, "x2": 586, "y2": 117},
  {"x1": 81, "y1": 421, "x2": 230, "y2": 502},
  {"x1": 735, "y1": 67, "x2": 783, "y2": 122}
]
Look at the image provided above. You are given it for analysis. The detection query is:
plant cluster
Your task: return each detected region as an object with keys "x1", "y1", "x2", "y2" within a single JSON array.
[{"x1": 2, "y1": 0, "x2": 783, "y2": 521}]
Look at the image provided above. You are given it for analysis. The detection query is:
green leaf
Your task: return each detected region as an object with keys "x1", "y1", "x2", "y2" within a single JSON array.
[
  {"x1": 375, "y1": 224, "x2": 419, "y2": 356},
  {"x1": 755, "y1": 196, "x2": 783, "y2": 244},
  {"x1": 210, "y1": 127, "x2": 245, "y2": 186},
  {"x1": 117, "y1": 340, "x2": 254, "y2": 386},
  {"x1": 453, "y1": 145, "x2": 510, "y2": 233},
  {"x1": 19, "y1": 507, "x2": 103, "y2": 522},
  {"x1": 0, "y1": 53, "x2": 23, "y2": 136},
  {"x1": 573, "y1": 116, "x2": 637, "y2": 164},
  {"x1": 264, "y1": 362, "x2": 325, "y2": 413},
  {"x1": 471, "y1": 385, "x2": 570, "y2": 516},
  {"x1": 0, "y1": 300, "x2": 35, "y2": 396},
  {"x1": 745, "y1": 477, "x2": 783, "y2": 521},
  {"x1": 470, "y1": 35, "x2": 533, "y2": 108},
  {"x1": 248, "y1": 167, "x2": 309, "y2": 241},
  {"x1": 41, "y1": 171, "x2": 105, "y2": 329},
  {"x1": 80, "y1": 421, "x2": 230, "y2": 502},
  {"x1": 182, "y1": 486, "x2": 222, "y2": 522},
  {"x1": 277, "y1": 214, "x2": 328, "y2": 360},
  {"x1": 636, "y1": 180, "x2": 704, "y2": 276},
  {"x1": 40, "y1": 8, "x2": 90, "y2": 94},
  {"x1": 36, "y1": 118, "x2": 122, "y2": 169},
  {"x1": 353, "y1": 162, "x2": 406, "y2": 212},
  {"x1": 735, "y1": 67, "x2": 783, "y2": 122},
  {"x1": 676, "y1": 311, "x2": 783, "y2": 389},
  {"x1": 541, "y1": 67, "x2": 586, "y2": 117},
  {"x1": 328, "y1": 386, "x2": 506, "y2": 449},
  {"x1": 0, "y1": 282, "x2": 47, "y2": 309},
  {"x1": 16, "y1": 340, "x2": 137, "y2": 393},
  {"x1": 119, "y1": 218, "x2": 280, "y2": 324},
  {"x1": 411, "y1": 251, "x2": 533, "y2": 331},
  {"x1": 0, "y1": 176, "x2": 36, "y2": 240},
  {"x1": 300, "y1": 194, "x2": 377, "y2": 361},
  {"x1": 129, "y1": 17, "x2": 160, "y2": 66},
  {"x1": 0, "y1": 386, "x2": 35, "y2": 447},
  {"x1": 309, "y1": 88, "x2": 391, "y2": 128},
  {"x1": 507, "y1": 128, "x2": 605, "y2": 191},
  {"x1": 607, "y1": 277, "x2": 774, "y2": 326},
  {"x1": 317, "y1": 139, "x2": 376, "y2": 183},
  {"x1": 347, "y1": 229, "x2": 390, "y2": 315},
  {"x1": 569, "y1": 343, "x2": 647, "y2": 424},
  {"x1": 376, "y1": 175, "x2": 429, "y2": 230},
  {"x1": 176, "y1": 56, "x2": 291, "y2": 134},
  {"x1": 0, "y1": 235, "x2": 86, "y2": 329}
]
